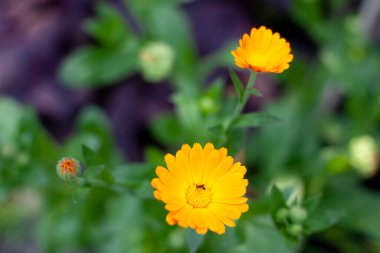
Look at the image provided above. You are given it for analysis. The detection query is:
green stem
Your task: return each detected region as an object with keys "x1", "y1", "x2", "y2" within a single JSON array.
[
  {"x1": 226, "y1": 71, "x2": 257, "y2": 130},
  {"x1": 77, "y1": 177, "x2": 133, "y2": 194}
]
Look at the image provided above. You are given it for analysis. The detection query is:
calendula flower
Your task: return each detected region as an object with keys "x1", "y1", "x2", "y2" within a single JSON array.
[
  {"x1": 151, "y1": 143, "x2": 249, "y2": 234},
  {"x1": 231, "y1": 26, "x2": 293, "y2": 73},
  {"x1": 56, "y1": 157, "x2": 81, "y2": 182}
]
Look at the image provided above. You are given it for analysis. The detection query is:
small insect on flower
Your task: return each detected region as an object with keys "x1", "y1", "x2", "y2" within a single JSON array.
[
  {"x1": 56, "y1": 157, "x2": 81, "y2": 182},
  {"x1": 231, "y1": 26, "x2": 293, "y2": 73},
  {"x1": 151, "y1": 143, "x2": 249, "y2": 234}
]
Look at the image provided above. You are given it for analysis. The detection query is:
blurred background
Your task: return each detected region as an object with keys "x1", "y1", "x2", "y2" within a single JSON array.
[{"x1": 1, "y1": 0, "x2": 380, "y2": 252}]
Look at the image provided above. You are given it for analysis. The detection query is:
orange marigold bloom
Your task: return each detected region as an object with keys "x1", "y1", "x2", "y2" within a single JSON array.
[
  {"x1": 151, "y1": 143, "x2": 249, "y2": 234},
  {"x1": 231, "y1": 26, "x2": 293, "y2": 73}
]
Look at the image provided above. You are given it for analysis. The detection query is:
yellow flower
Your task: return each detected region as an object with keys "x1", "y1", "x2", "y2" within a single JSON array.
[
  {"x1": 151, "y1": 143, "x2": 249, "y2": 234},
  {"x1": 231, "y1": 26, "x2": 293, "y2": 73}
]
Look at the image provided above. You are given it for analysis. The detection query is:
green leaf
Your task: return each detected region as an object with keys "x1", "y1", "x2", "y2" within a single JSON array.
[
  {"x1": 291, "y1": 0, "x2": 326, "y2": 43},
  {"x1": 149, "y1": 112, "x2": 183, "y2": 146},
  {"x1": 59, "y1": 1, "x2": 139, "y2": 87},
  {"x1": 64, "y1": 106, "x2": 121, "y2": 168},
  {"x1": 72, "y1": 185, "x2": 91, "y2": 203},
  {"x1": 229, "y1": 69, "x2": 244, "y2": 102},
  {"x1": 249, "y1": 88, "x2": 263, "y2": 97},
  {"x1": 171, "y1": 93, "x2": 209, "y2": 143},
  {"x1": 84, "y1": 2, "x2": 131, "y2": 46},
  {"x1": 59, "y1": 38, "x2": 139, "y2": 87},
  {"x1": 303, "y1": 194, "x2": 321, "y2": 214},
  {"x1": 206, "y1": 124, "x2": 225, "y2": 136},
  {"x1": 99, "y1": 196, "x2": 145, "y2": 252},
  {"x1": 0, "y1": 98, "x2": 24, "y2": 143},
  {"x1": 82, "y1": 145, "x2": 100, "y2": 167},
  {"x1": 233, "y1": 113, "x2": 281, "y2": 128},
  {"x1": 111, "y1": 163, "x2": 154, "y2": 186},
  {"x1": 187, "y1": 229, "x2": 205, "y2": 253},
  {"x1": 199, "y1": 42, "x2": 236, "y2": 80},
  {"x1": 144, "y1": 146, "x2": 166, "y2": 167},
  {"x1": 271, "y1": 185, "x2": 287, "y2": 211},
  {"x1": 233, "y1": 215, "x2": 297, "y2": 253},
  {"x1": 148, "y1": 5, "x2": 191, "y2": 50},
  {"x1": 304, "y1": 209, "x2": 344, "y2": 234}
]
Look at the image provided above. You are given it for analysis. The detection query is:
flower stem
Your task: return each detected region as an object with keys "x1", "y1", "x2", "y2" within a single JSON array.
[
  {"x1": 225, "y1": 71, "x2": 257, "y2": 130},
  {"x1": 77, "y1": 177, "x2": 133, "y2": 194}
]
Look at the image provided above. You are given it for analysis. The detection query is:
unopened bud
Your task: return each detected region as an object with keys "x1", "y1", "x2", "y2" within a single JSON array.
[
  {"x1": 287, "y1": 224, "x2": 303, "y2": 237},
  {"x1": 288, "y1": 206, "x2": 308, "y2": 224},
  {"x1": 199, "y1": 96, "x2": 217, "y2": 115},
  {"x1": 349, "y1": 135, "x2": 378, "y2": 177},
  {"x1": 275, "y1": 207, "x2": 289, "y2": 223},
  {"x1": 139, "y1": 41, "x2": 175, "y2": 83},
  {"x1": 56, "y1": 157, "x2": 81, "y2": 182}
]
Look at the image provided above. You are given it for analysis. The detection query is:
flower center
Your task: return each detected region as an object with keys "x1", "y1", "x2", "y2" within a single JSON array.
[{"x1": 186, "y1": 184, "x2": 212, "y2": 208}]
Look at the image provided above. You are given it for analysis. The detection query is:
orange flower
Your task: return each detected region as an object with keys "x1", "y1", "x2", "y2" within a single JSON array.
[
  {"x1": 231, "y1": 26, "x2": 293, "y2": 73},
  {"x1": 56, "y1": 157, "x2": 81, "y2": 182},
  {"x1": 151, "y1": 143, "x2": 249, "y2": 234}
]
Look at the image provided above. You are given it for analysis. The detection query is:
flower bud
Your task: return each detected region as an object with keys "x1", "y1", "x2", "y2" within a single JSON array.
[
  {"x1": 287, "y1": 224, "x2": 303, "y2": 237},
  {"x1": 139, "y1": 41, "x2": 175, "y2": 83},
  {"x1": 288, "y1": 206, "x2": 308, "y2": 224},
  {"x1": 349, "y1": 135, "x2": 378, "y2": 177},
  {"x1": 199, "y1": 96, "x2": 218, "y2": 116},
  {"x1": 56, "y1": 157, "x2": 81, "y2": 182},
  {"x1": 275, "y1": 207, "x2": 289, "y2": 223}
]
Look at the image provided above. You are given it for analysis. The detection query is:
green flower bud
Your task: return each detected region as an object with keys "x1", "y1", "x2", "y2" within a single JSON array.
[
  {"x1": 288, "y1": 206, "x2": 308, "y2": 224},
  {"x1": 56, "y1": 157, "x2": 81, "y2": 182},
  {"x1": 275, "y1": 207, "x2": 289, "y2": 223},
  {"x1": 349, "y1": 135, "x2": 378, "y2": 177},
  {"x1": 287, "y1": 224, "x2": 303, "y2": 237},
  {"x1": 199, "y1": 96, "x2": 217, "y2": 115},
  {"x1": 139, "y1": 41, "x2": 175, "y2": 83}
]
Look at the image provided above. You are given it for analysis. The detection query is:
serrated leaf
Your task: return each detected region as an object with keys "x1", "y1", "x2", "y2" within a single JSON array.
[
  {"x1": 229, "y1": 69, "x2": 244, "y2": 102},
  {"x1": 233, "y1": 113, "x2": 281, "y2": 128},
  {"x1": 249, "y1": 88, "x2": 263, "y2": 97}
]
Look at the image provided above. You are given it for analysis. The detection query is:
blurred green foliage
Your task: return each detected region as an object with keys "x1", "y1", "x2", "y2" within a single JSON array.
[{"x1": 1, "y1": 0, "x2": 380, "y2": 252}]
